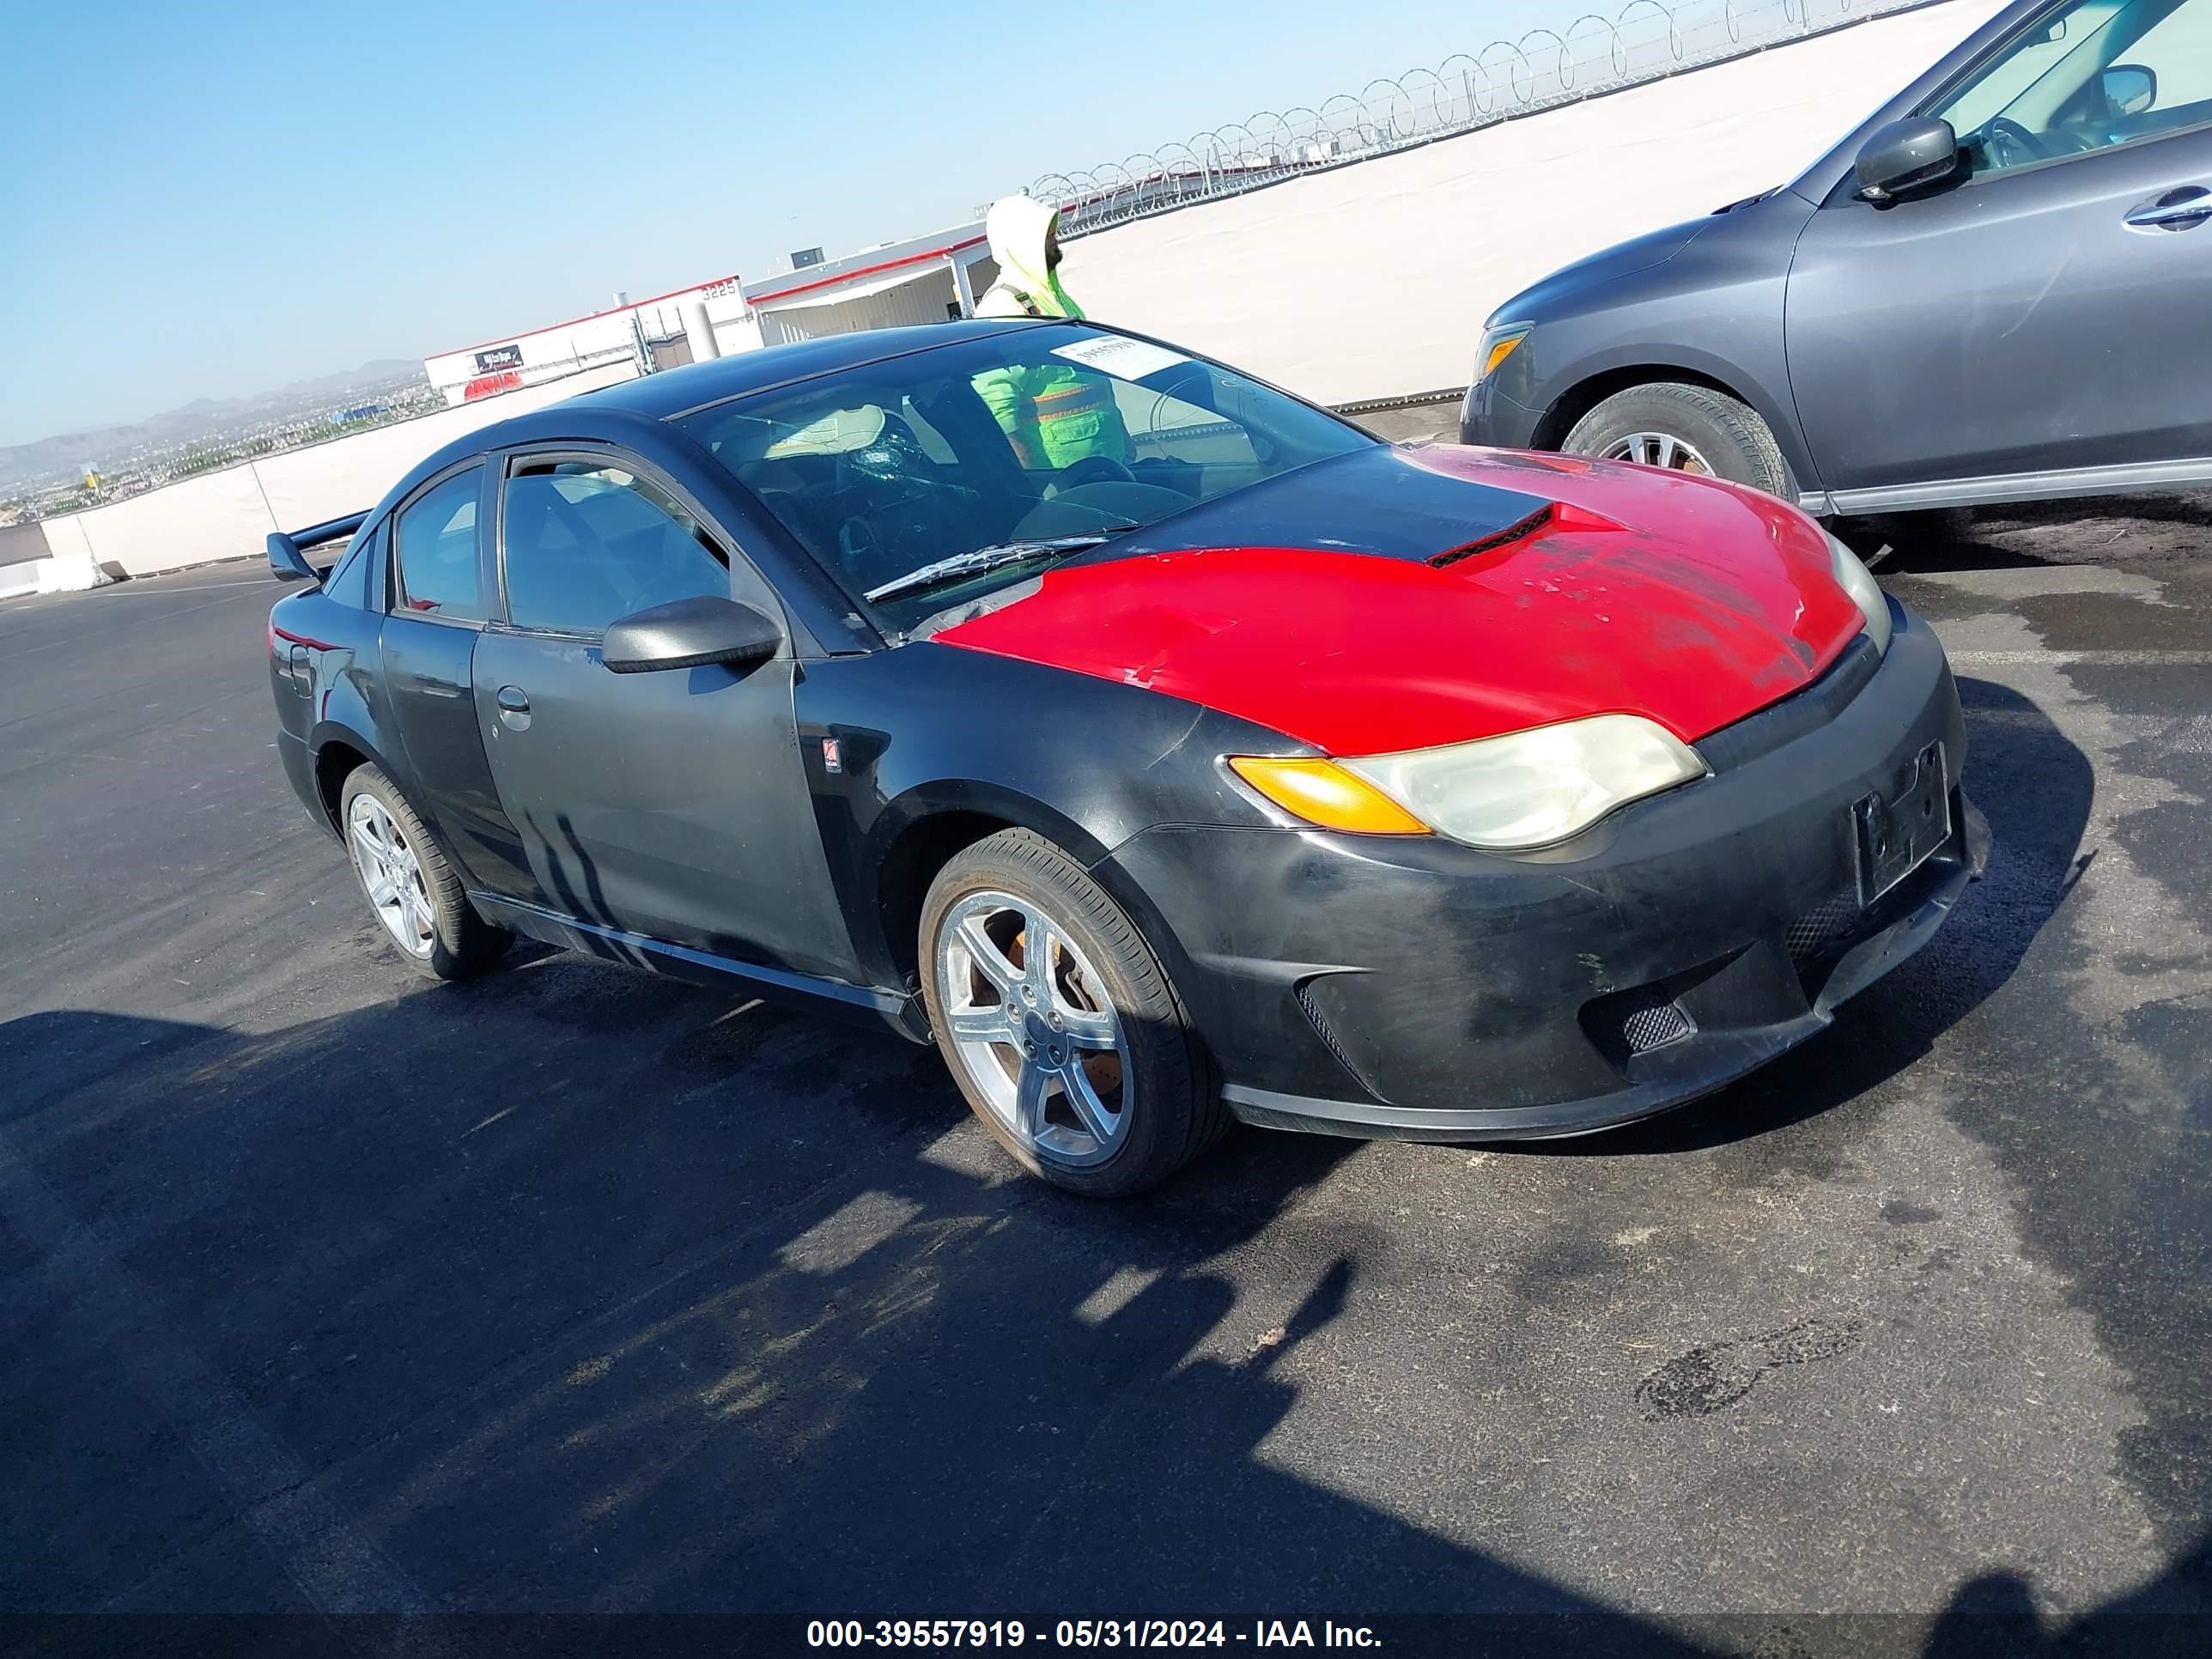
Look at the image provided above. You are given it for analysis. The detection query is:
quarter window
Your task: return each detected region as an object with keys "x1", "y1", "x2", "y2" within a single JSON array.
[
  {"x1": 501, "y1": 459, "x2": 729, "y2": 636},
  {"x1": 394, "y1": 468, "x2": 486, "y2": 619}
]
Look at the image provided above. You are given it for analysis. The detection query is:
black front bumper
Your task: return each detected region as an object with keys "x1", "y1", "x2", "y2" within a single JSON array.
[
  {"x1": 1458, "y1": 376, "x2": 1545, "y2": 450},
  {"x1": 1097, "y1": 605, "x2": 1985, "y2": 1142}
]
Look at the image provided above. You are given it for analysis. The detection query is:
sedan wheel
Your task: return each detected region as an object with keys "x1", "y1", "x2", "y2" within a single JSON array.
[
  {"x1": 919, "y1": 828, "x2": 1227, "y2": 1196},
  {"x1": 1601, "y1": 431, "x2": 1716, "y2": 476},
  {"x1": 937, "y1": 889, "x2": 1132, "y2": 1167},
  {"x1": 335, "y1": 763, "x2": 511, "y2": 981},
  {"x1": 349, "y1": 793, "x2": 437, "y2": 959},
  {"x1": 1561, "y1": 381, "x2": 1796, "y2": 500}
]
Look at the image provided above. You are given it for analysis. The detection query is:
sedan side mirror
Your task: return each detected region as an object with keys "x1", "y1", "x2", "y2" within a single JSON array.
[
  {"x1": 1856, "y1": 116, "x2": 1963, "y2": 203},
  {"x1": 602, "y1": 595, "x2": 782, "y2": 675},
  {"x1": 2102, "y1": 63, "x2": 2157, "y2": 118}
]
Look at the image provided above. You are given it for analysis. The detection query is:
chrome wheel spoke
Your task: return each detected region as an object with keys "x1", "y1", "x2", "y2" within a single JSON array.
[
  {"x1": 1605, "y1": 431, "x2": 1712, "y2": 476},
  {"x1": 1055, "y1": 1001, "x2": 1118, "y2": 1048},
  {"x1": 946, "y1": 1004, "x2": 1016, "y2": 1045},
  {"x1": 1022, "y1": 914, "x2": 1059, "y2": 1007},
  {"x1": 1013, "y1": 1056, "x2": 1052, "y2": 1142},
  {"x1": 1059, "y1": 1059, "x2": 1119, "y2": 1144},
  {"x1": 957, "y1": 915, "x2": 1022, "y2": 996}
]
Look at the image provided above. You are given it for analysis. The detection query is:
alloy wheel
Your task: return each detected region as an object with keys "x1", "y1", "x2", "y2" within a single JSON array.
[
  {"x1": 935, "y1": 890, "x2": 1132, "y2": 1167},
  {"x1": 347, "y1": 794, "x2": 436, "y2": 959},
  {"x1": 1602, "y1": 430, "x2": 1716, "y2": 475}
]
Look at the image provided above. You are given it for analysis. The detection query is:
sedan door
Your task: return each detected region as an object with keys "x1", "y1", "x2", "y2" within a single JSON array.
[
  {"x1": 380, "y1": 462, "x2": 537, "y2": 901},
  {"x1": 1786, "y1": 0, "x2": 2212, "y2": 508},
  {"x1": 471, "y1": 448, "x2": 859, "y2": 980}
]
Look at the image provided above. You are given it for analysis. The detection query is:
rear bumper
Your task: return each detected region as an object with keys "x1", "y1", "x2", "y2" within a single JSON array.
[{"x1": 1097, "y1": 605, "x2": 1983, "y2": 1142}]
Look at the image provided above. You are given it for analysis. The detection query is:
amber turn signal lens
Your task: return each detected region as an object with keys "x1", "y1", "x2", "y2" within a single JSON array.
[
  {"x1": 1481, "y1": 331, "x2": 1528, "y2": 379},
  {"x1": 1228, "y1": 757, "x2": 1431, "y2": 836}
]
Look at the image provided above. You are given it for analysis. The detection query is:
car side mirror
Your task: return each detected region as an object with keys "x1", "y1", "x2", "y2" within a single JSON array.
[
  {"x1": 1856, "y1": 116, "x2": 1962, "y2": 203},
  {"x1": 601, "y1": 595, "x2": 782, "y2": 675},
  {"x1": 2102, "y1": 63, "x2": 2157, "y2": 118}
]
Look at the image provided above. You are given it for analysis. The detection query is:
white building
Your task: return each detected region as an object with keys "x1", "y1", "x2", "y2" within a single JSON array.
[
  {"x1": 421, "y1": 222, "x2": 996, "y2": 406},
  {"x1": 422, "y1": 278, "x2": 764, "y2": 407},
  {"x1": 744, "y1": 224, "x2": 994, "y2": 344}
]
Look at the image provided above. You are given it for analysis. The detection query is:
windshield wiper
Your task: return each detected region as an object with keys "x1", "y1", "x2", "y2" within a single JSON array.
[{"x1": 864, "y1": 536, "x2": 1115, "y2": 604}]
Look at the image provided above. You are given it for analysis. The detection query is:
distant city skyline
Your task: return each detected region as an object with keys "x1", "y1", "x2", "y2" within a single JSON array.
[{"x1": 0, "y1": 0, "x2": 1565, "y2": 447}]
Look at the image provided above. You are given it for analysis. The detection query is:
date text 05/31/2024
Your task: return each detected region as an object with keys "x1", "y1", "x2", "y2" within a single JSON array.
[{"x1": 806, "y1": 1621, "x2": 1381, "y2": 1649}]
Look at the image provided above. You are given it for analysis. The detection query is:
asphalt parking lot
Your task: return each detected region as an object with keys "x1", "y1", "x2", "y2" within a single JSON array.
[{"x1": 1, "y1": 487, "x2": 2207, "y2": 1652}]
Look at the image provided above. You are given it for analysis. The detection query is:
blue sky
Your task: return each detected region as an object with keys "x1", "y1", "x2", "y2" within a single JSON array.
[{"x1": 0, "y1": 0, "x2": 1554, "y2": 445}]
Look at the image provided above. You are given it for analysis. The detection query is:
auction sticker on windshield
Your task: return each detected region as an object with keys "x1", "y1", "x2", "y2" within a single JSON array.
[{"x1": 1051, "y1": 336, "x2": 1189, "y2": 380}]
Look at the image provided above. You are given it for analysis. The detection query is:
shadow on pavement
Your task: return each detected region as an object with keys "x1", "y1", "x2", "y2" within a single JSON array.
[{"x1": 0, "y1": 668, "x2": 2193, "y2": 1651}]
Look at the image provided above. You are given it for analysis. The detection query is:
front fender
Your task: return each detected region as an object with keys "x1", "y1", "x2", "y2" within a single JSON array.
[{"x1": 794, "y1": 642, "x2": 1292, "y2": 991}]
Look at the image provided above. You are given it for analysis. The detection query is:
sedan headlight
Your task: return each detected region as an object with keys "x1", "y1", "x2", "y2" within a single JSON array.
[
  {"x1": 1231, "y1": 714, "x2": 1708, "y2": 849},
  {"x1": 1826, "y1": 532, "x2": 1893, "y2": 658}
]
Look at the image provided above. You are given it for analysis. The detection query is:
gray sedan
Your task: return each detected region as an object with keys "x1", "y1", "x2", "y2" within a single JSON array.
[{"x1": 1462, "y1": 0, "x2": 2212, "y2": 517}]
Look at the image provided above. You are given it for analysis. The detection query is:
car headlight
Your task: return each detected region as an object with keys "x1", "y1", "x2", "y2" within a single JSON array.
[
  {"x1": 1231, "y1": 714, "x2": 1708, "y2": 849},
  {"x1": 1826, "y1": 532, "x2": 1893, "y2": 658},
  {"x1": 1475, "y1": 322, "x2": 1532, "y2": 382}
]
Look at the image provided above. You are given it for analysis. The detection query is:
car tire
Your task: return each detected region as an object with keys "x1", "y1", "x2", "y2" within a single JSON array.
[
  {"x1": 919, "y1": 829, "x2": 1225, "y2": 1197},
  {"x1": 337, "y1": 763, "x2": 512, "y2": 981},
  {"x1": 1562, "y1": 382, "x2": 1797, "y2": 501}
]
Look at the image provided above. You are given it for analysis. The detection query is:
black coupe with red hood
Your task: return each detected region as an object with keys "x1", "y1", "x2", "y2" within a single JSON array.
[{"x1": 266, "y1": 320, "x2": 1985, "y2": 1195}]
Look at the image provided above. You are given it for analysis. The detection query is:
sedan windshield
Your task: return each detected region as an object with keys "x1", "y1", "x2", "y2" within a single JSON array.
[{"x1": 674, "y1": 323, "x2": 1373, "y2": 632}]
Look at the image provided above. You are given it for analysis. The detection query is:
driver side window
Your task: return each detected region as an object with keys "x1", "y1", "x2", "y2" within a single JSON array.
[
  {"x1": 1931, "y1": 0, "x2": 2212, "y2": 179},
  {"x1": 500, "y1": 458, "x2": 729, "y2": 637}
]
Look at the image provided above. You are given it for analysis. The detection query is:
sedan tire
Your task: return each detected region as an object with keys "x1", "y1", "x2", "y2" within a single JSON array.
[
  {"x1": 1564, "y1": 382, "x2": 1796, "y2": 501},
  {"x1": 337, "y1": 763, "x2": 512, "y2": 981},
  {"x1": 920, "y1": 829, "x2": 1225, "y2": 1197}
]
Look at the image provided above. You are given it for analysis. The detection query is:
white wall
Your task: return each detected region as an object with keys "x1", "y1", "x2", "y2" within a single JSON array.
[
  {"x1": 1060, "y1": 0, "x2": 2009, "y2": 407},
  {"x1": 40, "y1": 362, "x2": 642, "y2": 581}
]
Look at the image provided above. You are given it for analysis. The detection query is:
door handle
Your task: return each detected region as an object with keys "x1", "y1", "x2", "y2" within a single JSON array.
[
  {"x1": 495, "y1": 685, "x2": 530, "y2": 712},
  {"x1": 2124, "y1": 186, "x2": 2212, "y2": 231}
]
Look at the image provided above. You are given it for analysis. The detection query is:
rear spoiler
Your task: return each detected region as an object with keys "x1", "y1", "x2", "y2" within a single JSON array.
[{"x1": 267, "y1": 511, "x2": 369, "y2": 584}]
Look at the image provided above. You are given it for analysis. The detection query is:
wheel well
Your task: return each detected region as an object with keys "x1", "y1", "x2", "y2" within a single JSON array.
[
  {"x1": 313, "y1": 741, "x2": 369, "y2": 831},
  {"x1": 876, "y1": 811, "x2": 1015, "y2": 988},
  {"x1": 1533, "y1": 366, "x2": 1750, "y2": 452}
]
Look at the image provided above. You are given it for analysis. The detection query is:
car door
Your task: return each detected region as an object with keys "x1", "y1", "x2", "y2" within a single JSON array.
[
  {"x1": 380, "y1": 462, "x2": 536, "y2": 900},
  {"x1": 471, "y1": 447, "x2": 859, "y2": 981},
  {"x1": 1786, "y1": 0, "x2": 2212, "y2": 506}
]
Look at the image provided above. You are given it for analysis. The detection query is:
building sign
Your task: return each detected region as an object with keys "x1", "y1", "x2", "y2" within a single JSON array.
[
  {"x1": 474, "y1": 344, "x2": 524, "y2": 373},
  {"x1": 463, "y1": 370, "x2": 524, "y2": 401}
]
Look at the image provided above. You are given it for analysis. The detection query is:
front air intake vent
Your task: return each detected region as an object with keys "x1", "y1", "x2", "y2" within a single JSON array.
[
  {"x1": 1621, "y1": 1000, "x2": 1696, "y2": 1054},
  {"x1": 1428, "y1": 505, "x2": 1555, "y2": 568}
]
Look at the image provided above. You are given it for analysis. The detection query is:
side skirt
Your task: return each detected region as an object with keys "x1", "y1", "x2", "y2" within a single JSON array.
[
  {"x1": 1802, "y1": 453, "x2": 2212, "y2": 518},
  {"x1": 470, "y1": 892, "x2": 931, "y2": 1042}
]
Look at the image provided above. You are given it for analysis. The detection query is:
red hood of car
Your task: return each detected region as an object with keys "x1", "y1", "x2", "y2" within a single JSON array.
[{"x1": 932, "y1": 446, "x2": 1866, "y2": 757}]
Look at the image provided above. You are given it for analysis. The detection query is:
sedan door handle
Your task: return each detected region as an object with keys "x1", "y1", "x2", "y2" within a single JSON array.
[
  {"x1": 2124, "y1": 186, "x2": 2212, "y2": 231},
  {"x1": 495, "y1": 685, "x2": 530, "y2": 712}
]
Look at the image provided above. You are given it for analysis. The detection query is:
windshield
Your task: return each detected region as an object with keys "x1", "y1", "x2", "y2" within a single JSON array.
[{"x1": 674, "y1": 323, "x2": 1373, "y2": 633}]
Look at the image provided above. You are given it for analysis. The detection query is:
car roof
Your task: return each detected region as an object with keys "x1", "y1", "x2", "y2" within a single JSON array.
[
  {"x1": 574, "y1": 319, "x2": 1056, "y2": 421},
  {"x1": 364, "y1": 319, "x2": 1066, "y2": 530}
]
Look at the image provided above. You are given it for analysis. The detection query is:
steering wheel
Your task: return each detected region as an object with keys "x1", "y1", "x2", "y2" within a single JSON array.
[
  {"x1": 1046, "y1": 454, "x2": 1135, "y2": 496},
  {"x1": 1979, "y1": 116, "x2": 2047, "y2": 169}
]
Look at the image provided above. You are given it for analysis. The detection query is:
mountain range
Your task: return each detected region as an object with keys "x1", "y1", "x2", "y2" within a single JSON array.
[{"x1": 1, "y1": 360, "x2": 428, "y2": 493}]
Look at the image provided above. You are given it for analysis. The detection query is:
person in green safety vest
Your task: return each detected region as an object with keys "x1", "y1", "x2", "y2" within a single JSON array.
[{"x1": 971, "y1": 195, "x2": 1134, "y2": 472}]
